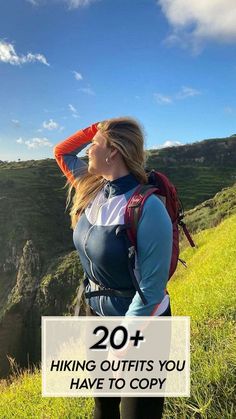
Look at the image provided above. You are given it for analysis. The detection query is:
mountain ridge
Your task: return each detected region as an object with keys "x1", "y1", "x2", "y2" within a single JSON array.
[{"x1": 1, "y1": 134, "x2": 236, "y2": 166}]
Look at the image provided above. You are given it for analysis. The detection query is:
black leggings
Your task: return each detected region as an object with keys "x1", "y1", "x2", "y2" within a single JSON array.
[
  {"x1": 86, "y1": 305, "x2": 171, "y2": 419},
  {"x1": 94, "y1": 395, "x2": 164, "y2": 419}
]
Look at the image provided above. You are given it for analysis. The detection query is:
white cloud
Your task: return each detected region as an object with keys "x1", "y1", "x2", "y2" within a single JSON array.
[
  {"x1": 11, "y1": 119, "x2": 20, "y2": 127},
  {"x1": 69, "y1": 103, "x2": 80, "y2": 118},
  {"x1": 24, "y1": 52, "x2": 49, "y2": 66},
  {"x1": 153, "y1": 93, "x2": 173, "y2": 104},
  {"x1": 0, "y1": 40, "x2": 49, "y2": 66},
  {"x1": 26, "y1": 0, "x2": 39, "y2": 5},
  {"x1": 78, "y1": 87, "x2": 95, "y2": 95},
  {"x1": 160, "y1": 140, "x2": 183, "y2": 148},
  {"x1": 66, "y1": 0, "x2": 99, "y2": 9},
  {"x1": 151, "y1": 140, "x2": 183, "y2": 149},
  {"x1": 26, "y1": 0, "x2": 99, "y2": 8},
  {"x1": 69, "y1": 104, "x2": 77, "y2": 113},
  {"x1": 43, "y1": 119, "x2": 59, "y2": 130},
  {"x1": 158, "y1": 0, "x2": 236, "y2": 51},
  {"x1": 16, "y1": 137, "x2": 53, "y2": 149},
  {"x1": 176, "y1": 86, "x2": 201, "y2": 99},
  {"x1": 73, "y1": 70, "x2": 83, "y2": 81},
  {"x1": 154, "y1": 85, "x2": 201, "y2": 105}
]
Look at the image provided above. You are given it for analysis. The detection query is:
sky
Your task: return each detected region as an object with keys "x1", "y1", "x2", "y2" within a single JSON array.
[{"x1": 0, "y1": 0, "x2": 236, "y2": 161}]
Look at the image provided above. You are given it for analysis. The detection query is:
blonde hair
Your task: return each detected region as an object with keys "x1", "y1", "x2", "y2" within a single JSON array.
[{"x1": 67, "y1": 116, "x2": 148, "y2": 229}]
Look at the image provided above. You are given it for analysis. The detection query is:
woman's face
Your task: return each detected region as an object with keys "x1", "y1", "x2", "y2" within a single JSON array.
[{"x1": 87, "y1": 130, "x2": 111, "y2": 176}]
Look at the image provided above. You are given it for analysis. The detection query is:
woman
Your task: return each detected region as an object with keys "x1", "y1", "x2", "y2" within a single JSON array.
[{"x1": 54, "y1": 117, "x2": 173, "y2": 419}]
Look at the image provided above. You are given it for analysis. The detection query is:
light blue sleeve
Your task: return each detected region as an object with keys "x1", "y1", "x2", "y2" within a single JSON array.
[{"x1": 125, "y1": 194, "x2": 173, "y2": 316}]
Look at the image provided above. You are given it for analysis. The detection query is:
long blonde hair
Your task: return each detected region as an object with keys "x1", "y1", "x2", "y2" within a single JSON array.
[{"x1": 67, "y1": 116, "x2": 148, "y2": 229}]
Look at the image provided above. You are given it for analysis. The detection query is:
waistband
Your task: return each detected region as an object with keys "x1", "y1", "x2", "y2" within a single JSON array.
[{"x1": 84, "y1": 277, "x2": 136, "y2": 299}]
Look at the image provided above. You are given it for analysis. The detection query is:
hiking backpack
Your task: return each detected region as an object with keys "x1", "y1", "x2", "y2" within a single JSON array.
[{"x1": 122, "y1": 169, "x2": 195, "y2": 305}]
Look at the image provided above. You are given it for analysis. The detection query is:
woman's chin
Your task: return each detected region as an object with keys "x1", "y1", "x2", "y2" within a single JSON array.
[{"x1": 88, "y1": 164, "x2": 96, "y2": 174}]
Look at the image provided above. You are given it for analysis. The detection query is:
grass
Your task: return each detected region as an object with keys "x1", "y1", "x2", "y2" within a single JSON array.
[
  {"x1": 0, "y1": 216, "x2": 236, "y2": 418},
  {"x1": 184, "y1": 183, "x2": 236, "y2": 235},
  {"x1": 0, "y1": 361, "x2": 94, "y2": 418},
  {"x1": 164, "y1": 214, "x2": 236, "y2": 418}
]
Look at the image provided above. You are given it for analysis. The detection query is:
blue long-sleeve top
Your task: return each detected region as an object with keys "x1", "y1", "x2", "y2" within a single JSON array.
[{"x1": 54, "y1": 124, "x2": 173, "y2": 317}]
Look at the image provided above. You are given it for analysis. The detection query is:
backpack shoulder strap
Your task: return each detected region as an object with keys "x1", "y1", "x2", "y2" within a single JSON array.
[
  {"x1": 123, "y1": 182, "x2": 167, "y2": 305},
  {"x1": 124, "y1": 184, "x2": 159, "y2": 248}
]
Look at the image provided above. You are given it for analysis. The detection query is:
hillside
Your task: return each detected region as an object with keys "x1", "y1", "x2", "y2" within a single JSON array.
[
  {"x1": 0, "y1": 159, "x2": 73, "y2": 317},
  {"x1": 184, "y1": 182, "x2": 236, "y2": 233},
  {"x1": 146, "y1": 136, "x2": 236, "y2": 209},
  {"x1": 0, "y1": 213, "x2": 235, "y2": 418},
  {"x1": 1, "y1": 135, "x2": 236, "y2": 211},
  {"x1": 0, "y1": 135, "x2": 235, "y2": 377}
]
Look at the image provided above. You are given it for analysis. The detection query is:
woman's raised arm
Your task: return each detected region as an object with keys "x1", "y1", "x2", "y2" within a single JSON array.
[{"x1": 53, "y1": 122, "x2": 99, "y2": 184}]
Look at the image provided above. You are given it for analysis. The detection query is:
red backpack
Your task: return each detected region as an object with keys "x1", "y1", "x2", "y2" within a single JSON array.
[{"x1": 122, "y1": 169, "x2": 195, "y2": 305}]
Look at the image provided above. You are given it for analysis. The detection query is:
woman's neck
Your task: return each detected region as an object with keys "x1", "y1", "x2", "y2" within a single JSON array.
[{"x1": 103, "y1": 166, "x2": 130, "y2": 181}]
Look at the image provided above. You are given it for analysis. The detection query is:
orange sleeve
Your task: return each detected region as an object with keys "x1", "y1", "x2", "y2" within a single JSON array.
[{"x1": 54, "y1": 122, "x2": 99, "y2": 185}]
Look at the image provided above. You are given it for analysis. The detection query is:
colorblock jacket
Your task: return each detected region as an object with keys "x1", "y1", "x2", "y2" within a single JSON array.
[{"x1": 54, "y1": 123, "x2": 173, "y2": 316}]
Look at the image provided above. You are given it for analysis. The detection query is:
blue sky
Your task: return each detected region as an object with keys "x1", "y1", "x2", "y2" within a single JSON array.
[{"x1": 0, "y1": 0, "x2": 236, "y2": 161}]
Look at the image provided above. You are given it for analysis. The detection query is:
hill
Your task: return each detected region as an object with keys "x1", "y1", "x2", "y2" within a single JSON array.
[
  {"x1": 184, "y1": 182, "x2": 236, "y2": 234},
  {"x1": 145, "y1": 136, "x2": 236, "y2": 209},
  {"x1": 0, "y1": 213, "x2": 235, "y2": 418},
  {"x1": 1, "y1": 135, "x2": 236, "y2": 211}
]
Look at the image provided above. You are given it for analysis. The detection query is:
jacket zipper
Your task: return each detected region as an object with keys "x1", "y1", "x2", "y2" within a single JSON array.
[{"x1": 83, "y1": 225, "x2": 97, "y2": 282}]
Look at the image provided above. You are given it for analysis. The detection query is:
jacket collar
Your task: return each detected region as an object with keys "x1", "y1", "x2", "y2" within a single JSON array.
[{"x1": 103, "y1": 173, "x2": 139, "y2": 198}]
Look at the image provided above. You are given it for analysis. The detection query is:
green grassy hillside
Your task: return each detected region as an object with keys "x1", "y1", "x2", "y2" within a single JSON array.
[
  {"x1": 184, "y1": 183, "x2": 236, "y2": 234},
  {"x1": 145, "y1": 136, "x2": 236, "y2": 210},
  {"x1": 0, "y1": 214, "x2": 235, "y2": 418}
]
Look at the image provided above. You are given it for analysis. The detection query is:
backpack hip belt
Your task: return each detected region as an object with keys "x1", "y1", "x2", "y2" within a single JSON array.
[{"x1": 84, "y1": 276, "x2": 136, "y2": 299}]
